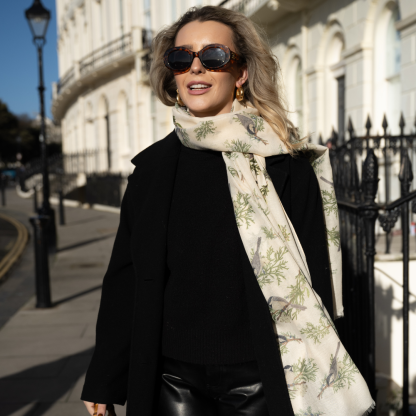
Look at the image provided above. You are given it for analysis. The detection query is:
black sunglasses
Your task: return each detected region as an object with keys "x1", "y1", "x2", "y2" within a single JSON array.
[{"x1": 164, "y1": 43, "x2": 243, "y2": 74}]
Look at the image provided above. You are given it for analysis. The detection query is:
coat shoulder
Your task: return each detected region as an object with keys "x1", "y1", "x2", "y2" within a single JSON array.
[{"x1": 130, "y1": 130, "x2": 179, "y2": 169}]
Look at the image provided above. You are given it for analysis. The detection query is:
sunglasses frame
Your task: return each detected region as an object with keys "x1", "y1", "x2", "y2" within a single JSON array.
[{"x1": 163, "y1": 43, "x2": 243, "y2": 74}]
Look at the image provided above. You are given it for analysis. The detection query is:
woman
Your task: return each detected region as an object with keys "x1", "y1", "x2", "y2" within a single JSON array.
[{"x1": 82, "y1": 6, "x2": 374, "y2": 416}]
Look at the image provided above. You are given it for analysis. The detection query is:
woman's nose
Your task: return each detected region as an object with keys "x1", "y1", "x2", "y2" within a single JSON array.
[{"x1": 190, "y1": 56, "x2": 205, "y2": 74}]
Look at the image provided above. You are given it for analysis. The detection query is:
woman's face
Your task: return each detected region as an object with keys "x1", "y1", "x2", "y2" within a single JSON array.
[{"x1": 174, "y1": 20, "x2": 248, "y2": 118}]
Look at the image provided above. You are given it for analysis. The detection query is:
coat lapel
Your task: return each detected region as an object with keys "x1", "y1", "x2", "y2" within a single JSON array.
[{"x1": 131, "y1": 132, "x2": 181, "y2": 281}]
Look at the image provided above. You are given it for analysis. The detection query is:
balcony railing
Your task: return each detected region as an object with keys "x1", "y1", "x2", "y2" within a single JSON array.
[
  {"x1": 142, "y1": 28, "x2": 153, "y2": 49},
  {"x1": 219, "y1": 0, "x2": 267, "y2": 15},
  {"x1": 141, "y1": 52, "x2": 153, "y2": 75},
  {"x1": 57, "y1": 67, "x2": 75, "y2": 94},
  {"x1": 79, "y1": 33, "x2": 132, "y2": 77}
]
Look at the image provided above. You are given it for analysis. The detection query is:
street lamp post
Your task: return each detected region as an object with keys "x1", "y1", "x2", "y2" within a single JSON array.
[
  {"x1": 25, "y1": 0, "x2": 55, "y2": 308},
  {"x1": 25, "y1": 0, "x2": 57, "y2": 251}
]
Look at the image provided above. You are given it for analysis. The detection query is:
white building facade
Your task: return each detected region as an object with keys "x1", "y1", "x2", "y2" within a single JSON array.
[
  {"x1": 52, "y1": 0, "x2": 416, "y2": 174},
  {"x1": 52, "y1": 0, "x2": 206, "y2": 175},
  {"x1": 52, "y1": 0, "x2": 416, "y2": 409}
]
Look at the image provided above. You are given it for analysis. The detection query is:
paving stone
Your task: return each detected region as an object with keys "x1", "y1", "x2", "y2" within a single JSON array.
[
  {"x1": 0, "y1": 324, "x2": 87, "y2": 340},
  {"x1": 0, "y1": 355, "x2": 67, "y2": 379},
  {"x1": 0, "y1": 188, "x2": 120, "y2": 415},
  {"x1": 0, "y1": 378, "x2": 72, "y2": 403},
  {"x1": 0, "y1": 337, "x2": 95, "y2": 357},
  {"x1": 0, "y1": 403, "x2": 38, "y2": 416}
]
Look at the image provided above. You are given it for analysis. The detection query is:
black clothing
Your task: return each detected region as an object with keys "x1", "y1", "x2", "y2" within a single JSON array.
[
  {"x1": 163, "y1": 144, "x2": 255, "y2": 365},
  {"x1": 157, "y1": 356, "x2": 269, "y2": 416},
  {"x1": 80, "y1": 131, "x2": 333, "y2": 416},
  {"x1": 163, "y1": 142, "x2": 333, "y2": 366}
]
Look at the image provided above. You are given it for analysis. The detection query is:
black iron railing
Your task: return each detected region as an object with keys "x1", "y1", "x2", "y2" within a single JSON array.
[
  {"x1": 141, "y1": 51, "x2": 152, "y2": 75},
  {"x1": 329, "y1": 113, "x2": 416, "y2": 414},
  {"x1": 57, "y1": 67, "x2": 75, "y2": 94},
  {"x1": 61, "y1": 149, "x2": 112, "y2": 175},
  {"x1": 79, "y1": 33, "x2": 132, "y2": 76},
  {"x1": 85, "y1": 173, "x2": 127, "y2": 208},
  {"x1": 142, "y1": 28, "x2": 153, "y2": 49}
]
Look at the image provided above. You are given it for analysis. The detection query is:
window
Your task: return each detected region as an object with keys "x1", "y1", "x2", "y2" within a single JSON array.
[
  {"x1": 144, "y1": 0, "x2": 151, "y2": 31},
  {"x1": 119, "y1": 0, "x2": 124, "y2": 34},
  {"x1": 386, "y1": 9, "x2": 401, "y2": 132},
  {"x1": 337, "y1": 76, "x2": 345, "y2": 141},
  {"x1": 151, "y1": 91, "x2": 157, "y2": 142},
  {"x1": 171, "y1": 0, "x2": 176, "y2": 22},
  {"x1": 295, "y1": 61, "x2": 303, "y2": 137}
]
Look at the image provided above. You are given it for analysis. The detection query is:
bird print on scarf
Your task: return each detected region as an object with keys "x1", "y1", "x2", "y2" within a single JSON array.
[
  {"x1": 172, "y1": 99, "x2": 375, "y2": 416},
  {"x1": 234, "y1": 113, "x2": 269, "y2": 145}
]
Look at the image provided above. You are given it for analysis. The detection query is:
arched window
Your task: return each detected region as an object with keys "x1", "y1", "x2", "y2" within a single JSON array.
[
  {"x1": 171, "y1": 0, "x2": 176, "y2": 21},
  {"x1": 151, "y1": 91, "x2": 157, "y2": 142},
  {"x1": 324, "y1": 32, "x2": 345, "y2": 140},
  {"x1": 98, "y1": 96, "x2": 111, "y2": 171},
  {"x1": 374, "y1": 6, "x2": 401, "y2": 134},
  {"x1": 283, "y1": 47, "x2": 303, "y2": 137},
  {"x1": 85, "y1": 102, "x2": 95, "y2": 172},
  {"x1": 144, "y1": 0, "x2": 151, "y2": 31},
  {"x1": 386, "y1": 9, "x2": 401, "y2": 133},
  {"x1": 117, "y1": 92, "x2": 130, "y2": 156},
  {"x1": 119, "y1": 0, "x2": 124, "y2": 34},
  {"x1": 295, "y1": 60, "x2": 303, "y2": 137}
]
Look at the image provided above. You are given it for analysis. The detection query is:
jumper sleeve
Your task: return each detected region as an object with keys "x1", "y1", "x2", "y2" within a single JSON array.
[
  {"x1": 81, "y1": 174, "x2": 136, "y2": 406},
  {"x1": 289, "y1": 156, "x2": 335, "y2": 320}
]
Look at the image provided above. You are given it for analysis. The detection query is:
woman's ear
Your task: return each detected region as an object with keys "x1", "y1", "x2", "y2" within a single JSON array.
[{"x1": 235, "y1": 64, "x2": 248, "y2": 88}]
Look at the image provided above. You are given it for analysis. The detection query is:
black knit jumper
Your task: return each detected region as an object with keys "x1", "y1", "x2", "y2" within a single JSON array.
[{"x1": 162, "y1": 142, "x2": 333, "y2": 365}]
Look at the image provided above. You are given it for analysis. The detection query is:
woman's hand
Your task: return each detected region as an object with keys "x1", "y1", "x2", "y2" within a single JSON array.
[{"x1": 83, "y1": 401, "x2": 107, "y2": 416}]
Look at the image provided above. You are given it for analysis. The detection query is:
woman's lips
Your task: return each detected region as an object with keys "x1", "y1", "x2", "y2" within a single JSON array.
[{"x1": 187, "y1": 86, "x2": 212, "y2": 95}]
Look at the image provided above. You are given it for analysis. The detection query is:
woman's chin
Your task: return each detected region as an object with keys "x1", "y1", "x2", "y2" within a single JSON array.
[{"x1": 186, "y1": 99, "x2": 224, "y2": 117}]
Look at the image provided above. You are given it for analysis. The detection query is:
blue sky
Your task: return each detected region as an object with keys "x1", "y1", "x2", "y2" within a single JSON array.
[{"x1": 0, "y1": 0, "x2": 58, "y2": 119}]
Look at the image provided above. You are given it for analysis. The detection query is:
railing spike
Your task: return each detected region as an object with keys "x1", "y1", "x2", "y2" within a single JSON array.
[
  {"x1": 318, "y1": 134, "x2": 323, "y2": 146},
  {"x1": 331, "y1": 126, "x2": 338, "y2": 143},
  {"x1": 399, "y1": 152, "x2": 414, "y2": 194},
  {"x1": 365, "y1": 114, "x2": 372, "y2": 136},
  {"x1": 362, "y1": 148, "x2": 379, "y2": 204},
  {"x1": 347, "y1": 116, "x2": 355, "y2": 139},
  {"x1": 399, "y1": 112, "x2": 405, "y2": 135},
  {"x1": 382, "y1": 113, "x2": 388, "y2": 131}
]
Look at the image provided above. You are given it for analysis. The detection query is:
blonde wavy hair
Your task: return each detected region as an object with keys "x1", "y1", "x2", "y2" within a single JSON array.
[{"x1": 149, "y1": 5, "x2": 302, "y2": 153}]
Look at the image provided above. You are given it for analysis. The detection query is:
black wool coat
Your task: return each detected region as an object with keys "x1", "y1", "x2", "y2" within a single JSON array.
[{"x1": 81, "y1": 131, "x2": 333, "y2": 416}]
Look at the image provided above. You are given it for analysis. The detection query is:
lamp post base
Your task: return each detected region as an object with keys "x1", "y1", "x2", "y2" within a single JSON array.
[{"x1": 38, "y1": 205, "x2": 57, "y2": 254}]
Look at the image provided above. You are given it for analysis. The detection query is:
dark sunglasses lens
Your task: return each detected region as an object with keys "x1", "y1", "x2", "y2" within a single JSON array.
[
  {"x1": 168, "y1": 50, "x2": 192, "y2": 71},
  {"x1": 201, "y1": 48, "x2": 228, "y2": 68}
]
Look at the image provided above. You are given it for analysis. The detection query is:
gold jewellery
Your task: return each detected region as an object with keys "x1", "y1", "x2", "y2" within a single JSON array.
[
  {"x1": 236, "y1": 86, "x2": 244, "y2": 101},
  {"x1": 176, "y1": 89, "x2": 185, "y2": 106}
]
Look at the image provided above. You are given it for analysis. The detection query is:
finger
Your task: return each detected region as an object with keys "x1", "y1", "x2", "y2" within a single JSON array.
[
  {"x1": 83, "y1": 401, "x2": 96, "y2": 416},
  {"x1": 96, "y1": 404, "x2": 107, "y2": 416}
]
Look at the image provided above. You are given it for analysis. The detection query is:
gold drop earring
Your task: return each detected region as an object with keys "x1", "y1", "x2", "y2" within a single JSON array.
[
  {"x1": 236, "y1": 86, "x2": 244, "y2": 101},
  {"x1": 176, "y1": 89, "x2": 185, "y2": 106}
]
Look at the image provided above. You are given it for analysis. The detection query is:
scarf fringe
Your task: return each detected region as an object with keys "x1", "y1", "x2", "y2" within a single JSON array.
[{"x1": 363, "y1": 401, "x2": 376, "y2": 415}]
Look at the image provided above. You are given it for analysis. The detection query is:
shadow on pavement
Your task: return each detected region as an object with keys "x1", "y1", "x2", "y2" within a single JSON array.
[
  {"x1": 53, "y1": 285, "x2": 102, "y2": 307},
  {"x1": 65, "y1": 215, "x2": 104, "y2": 227},
  {"x1": 0, "y1": 347, "x2": 94, "y2": 416},
  {"x1": 57, "y1": 234, "x2": 116, "y2": 253}
]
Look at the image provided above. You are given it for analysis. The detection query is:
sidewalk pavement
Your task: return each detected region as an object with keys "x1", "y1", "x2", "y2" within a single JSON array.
[{"x1": 0, "y1": 188, "x2": 127, "y2": 416}]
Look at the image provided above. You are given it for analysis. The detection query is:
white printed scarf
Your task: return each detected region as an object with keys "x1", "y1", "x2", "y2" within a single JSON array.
[{"x1": 172, "y1": 99, "x2": 375, "y2": 416}]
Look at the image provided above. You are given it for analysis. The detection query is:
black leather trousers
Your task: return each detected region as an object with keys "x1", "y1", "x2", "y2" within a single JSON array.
[{"x1": 157, "y1": 356, "x2": 269, "y2": 416}]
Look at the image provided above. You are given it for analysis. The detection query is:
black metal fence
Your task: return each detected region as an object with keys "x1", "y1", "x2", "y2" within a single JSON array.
[
  {"x1": 329, "y1": 114, "x2": 416, "y2": 414},
  {"x1": 85, "y1": 173, "x2": 126, "y2": 208}
]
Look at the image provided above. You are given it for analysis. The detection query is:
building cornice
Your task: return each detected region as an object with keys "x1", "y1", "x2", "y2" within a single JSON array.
[
  {"x1": 52, "y1": 53, "x2": 135, "y2": 122},
  {"x1": 395, "y1": 11, "x2": 416, "y2": 32}
]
